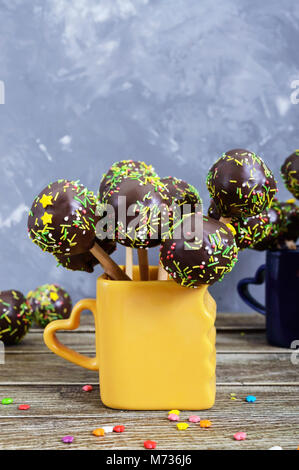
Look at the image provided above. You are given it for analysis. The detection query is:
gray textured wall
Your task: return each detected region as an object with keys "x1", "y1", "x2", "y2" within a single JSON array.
[{"x1": 0, "y1": 0, "x2": 298, "y2": 312}]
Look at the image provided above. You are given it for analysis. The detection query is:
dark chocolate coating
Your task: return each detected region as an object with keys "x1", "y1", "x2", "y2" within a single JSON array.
[
  {"x1": 27, "y1": 284, "x2": 72, "y2": 328},
  {"x1": 232, "y1": 212, "x2": 273, "y2": 250},
  {"x1": 28, "y1": 180, "x2": 99, "y2": 256},
  {"x1": 279, "y1": 201, "x2": 299, "y2": 243},
  {"x1": 0, "y1": 290, "x2": 33, "y2": 345},
  {"x1": 281, "y1": 151, "x2": 299, "y2": 199},
  {"x1": 161, "y1": 177, "x2": 202, "y2": 209},
  {"x1": 55, "y1": 238, "x2": 116, "y2": 272},
  {"x1": 250, "y1": 199, "x2": 285, "y2": 251},
  {"x1": 208, "y1": 200, "x2": 221, "y2": 220},
  {"x1": 99, "y1": 160, "x2": 157, "y2": 197},
  {"x1": 206, "y1": 149, "x2": 277, "y2": 217},
  {"x1": 209, "y1": 199, "x2": 274, "y2": 250},
  {"x1": 101, "y1": 176, "x2": 169, "y2": 248},
  {"x1": 160, "y1": 214, "x2": 238, "y2": 287}
]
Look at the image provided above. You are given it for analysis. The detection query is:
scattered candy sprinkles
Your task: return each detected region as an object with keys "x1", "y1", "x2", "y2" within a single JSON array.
[
  {"x1": 144, "y1": 440, "x2": 157, "y2": 449},
  {"x1": 233, "y1": 432, "x2": 247, "y2": 441},
  {"x1": 269, "y1": 446, "x2": 282, "y2": 450},
  {"x1": 168, "y1": 409, "x2": 180, "y2": 415},
  {"x1": 18, "y1": 404, "x2": 30, "y2": 410},
  {"x1": 82, "y1": 384, "x2": 93, "y2": 392},
  {"x1": 176, "y1": 423, "x2": 189, "y2": 430},
  {"x1": 113, "y1": 425, "x2": 125, "y2": 433},
  {"x1": 61, "y1": 435, "x2": 74, "y2": 443},
  {"x1": 168, "y1": 413, "x2": 179, "y2": 421},
  {"x1": 2, "y1": 398, "x2": 13, "y2": 405},
  {"x1": 200, "y1": 420, "x2": 212, "y2": 428},
  {"x1": 92, "y1": 428, "x2": 105, "y2": 437},
  {"x1": 189, "y1": 415, "x2": 201, "y2": 423},
  {"x1": 102, "y1": 426, "x2": 114, "y2": 433},
  {"x1": 246, "y1": 395, "x2": 256, "y2": 403}
]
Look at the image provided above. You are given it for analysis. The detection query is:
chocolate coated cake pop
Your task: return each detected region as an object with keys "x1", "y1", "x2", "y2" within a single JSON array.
[
  {"x1": 27, "y1": 284, "x2": 72, "y2": 328},
  {"x1": 0, "y1": 290, "x2": 32, "y2": 345},
  {"x1": 206, "y1": 149, "x2": 277, "y2": 218},
  {"x1": 232, "y1": 212, "x2": 272, "y2": 250},
  {"x1": 279, "y1": 200, "x2": 299, "y2": 244},
  {"x1": 160, "y1": 214, "x2": 238, "y2": 287},
  {"x1": 28, "y1": 180, "x2": 99, "y2": 256},
  {"x1": 250, "y1": 199, "x2": 285, "y2": 251},
  {"x1": 161, "y1": 177, "x2": 202, "y2": 209},
  {"x1": 101, "y1": 176, "x2": 169, "y2": 248},
  {"x1": 281, "y1": 151, "x2": 299, "y2": 199}
]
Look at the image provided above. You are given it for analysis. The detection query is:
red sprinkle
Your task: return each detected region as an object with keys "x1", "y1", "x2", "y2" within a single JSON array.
[
  {"x1": 144, "y1": 440, "x2": 157, "y2": 449},
  {"x1": 113, "y1": 425, "x2": 125, "y2": 433},
  {"x1": 18, "y1": 404, "x2": 30, "y2": 410},
  {"x1": 82, "y1": 385, "x2": 93, "y2": 392}
]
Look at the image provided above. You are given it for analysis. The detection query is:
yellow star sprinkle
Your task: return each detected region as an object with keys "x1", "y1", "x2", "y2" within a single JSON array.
[
  {"x1": 50, "y1": 292, "x2": 59, "y2": 302},
  {"x1": 176, "y1": 423, "x2": 189, "y2": 431},
  {"x1": 168, "y1": 409, "x2": 180, "y2": 415},
  {"x1": 41, "y1": 212, "x2": 53, "y2": 225},
  {"x1": 39, "y1": 194, "x2": 53, "y2": 209}
]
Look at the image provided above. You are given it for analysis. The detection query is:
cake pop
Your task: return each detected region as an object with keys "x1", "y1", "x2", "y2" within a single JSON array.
[
  {"x1": 208, "y1": 200, "x2": 273, "y2": 250},
  {"x1": 100, "y1": 176, "x2": 169, "y2": 248},
  {"x1": 278, "y1": 200, "x2": 299, "y2": 248},
  {"x1": 160, "y1": 214, "x2": 238, "y2": 287},
  {"x1": 232, "y1": 212, "x2": 273, "y2": 250},
  {"x1": 206, "y1": 149, "x2": 277, "y2": 218},
  {"x1": 281, "y1": 151, "x2": 299, "y2": 199},
  {"x1": 28, "y1": 180, "x2": 129, "y2": 280},
  {"x1": 161, "y1": 177, "x2": 202, "y2": 209},
  {"x1": 0, "y1": 290, "x2": 32, "y2": 345},
  {"x1": 27, "y1": 284, "x2": 72, "y2": 328},
  {"x1": 28, "y1": 180, "x2": 99, "y2": 255},
  {"x1": 250, "y1": 199, "x2": 285, "y2": 251}
]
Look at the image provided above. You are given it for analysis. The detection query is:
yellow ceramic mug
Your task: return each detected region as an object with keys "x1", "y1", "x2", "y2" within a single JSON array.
[{"x1": 44, "y1": 266, "x2": 216, "y2": 410}]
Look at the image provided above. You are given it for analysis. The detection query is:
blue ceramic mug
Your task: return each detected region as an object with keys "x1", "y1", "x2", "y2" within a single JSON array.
[{"x1": 238, "y1": 248, "x2": 299, "y2": 348}]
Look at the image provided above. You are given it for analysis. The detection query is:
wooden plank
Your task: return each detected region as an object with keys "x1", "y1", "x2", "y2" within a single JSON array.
[
  {"x1": 0, "y1": 384, "x2": 297, "y2": 417},
  {"x1": 4, "y1": 330, "x2": 288, "y2": 354},
  {"x1": 0, "y1": 352, "x2": 297, "y2": 384},
  {"x1": 0, "y1": 385, "x2": 297, "y2": 449}
]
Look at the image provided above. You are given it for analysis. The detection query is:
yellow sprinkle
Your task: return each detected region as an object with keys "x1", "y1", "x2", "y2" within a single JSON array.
[
  {"x1": 50, "y1": 292, "x2": 59, "y2": 302},
  {"x1": 177, "y1": 423, "x2": 189, "y2": 430},
  {"x1": 168, "y1": 409, "x2": 180, "y2": 415}
]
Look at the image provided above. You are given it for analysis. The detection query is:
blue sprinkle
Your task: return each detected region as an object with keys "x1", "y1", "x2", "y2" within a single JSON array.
[{"x1": 246, "y1": 395, "x2": 256, "y2": 403}]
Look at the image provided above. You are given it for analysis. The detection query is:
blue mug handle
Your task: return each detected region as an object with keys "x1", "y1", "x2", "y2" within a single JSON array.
[{"x1": 237, "y1": 264, "x2": 266, "y2": 315}]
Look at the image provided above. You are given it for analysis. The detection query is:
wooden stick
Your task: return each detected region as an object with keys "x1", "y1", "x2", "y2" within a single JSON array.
[
  {"x1": 137, "y1": 248, "x2": 149, "y2": 281},
  {"x1": 285, "y1": 240, "x2": 297, "y2": 250},
  {"x1": 219, "y1": 216, "x2": 232, "y2": 225},
  {"x1": 157, "y1": 265, "x2": 168, "y2": 280},
  {"x1": 90, "y1": 243, "x2": 131, "y2": 281},
  {"x1": 125, "y1": 247, "x2": 133, "y2": 279}
]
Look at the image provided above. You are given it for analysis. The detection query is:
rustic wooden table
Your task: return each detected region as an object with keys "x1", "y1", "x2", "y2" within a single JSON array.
[{"x1": 0, "y1": 313, "x2": 298, "y2": 450}]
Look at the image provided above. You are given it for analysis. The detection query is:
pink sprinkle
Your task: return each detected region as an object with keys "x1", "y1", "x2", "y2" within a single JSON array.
[
  {"x1": 82, "y1": 385, "x2": 93, "y2": 392},
  {"x1": 168, "y1": 414, "x2": 179, "y2": 421},
  {"x1": 189, "y1": 415, "x2": 200, "y2": 423},
  {"x1": 61, "y1": 435, "x2": 74, "y2": 443},
  {"x1": 234, "y1": 432, "x2": 247, "y2": 441}
]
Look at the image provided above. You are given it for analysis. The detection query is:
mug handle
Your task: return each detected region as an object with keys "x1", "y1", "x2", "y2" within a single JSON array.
[
  {"x1": 237, "y1": 264, "x2": 266, "y2": 315},
  {"x1": 43, "y1": 299, "x2": 99, "y2": 370}
]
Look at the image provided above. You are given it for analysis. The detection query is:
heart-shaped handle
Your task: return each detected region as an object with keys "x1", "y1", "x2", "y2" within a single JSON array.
[
  {"x1": 237, "y1": 264, "x2": 266, "y2": 315},
  {"x1": 43, "y1": 299, "x2": 99, "y2": 370}
]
